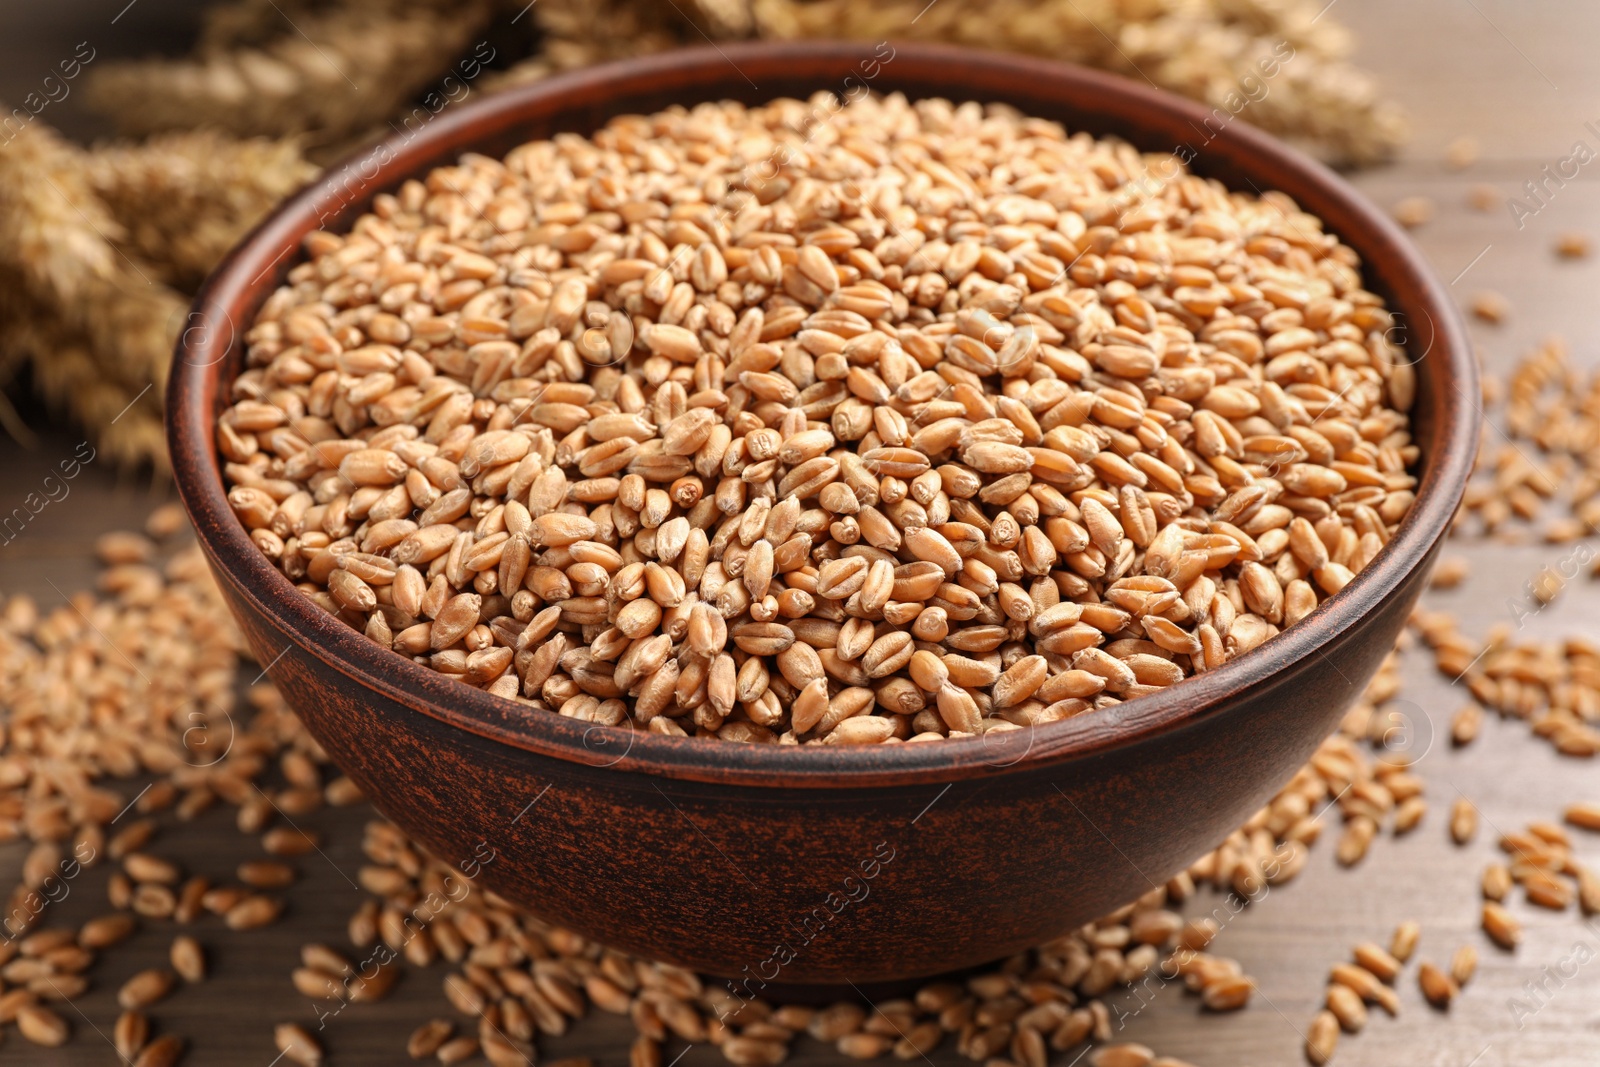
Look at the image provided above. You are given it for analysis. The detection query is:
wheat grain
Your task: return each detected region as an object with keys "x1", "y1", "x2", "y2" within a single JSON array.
[
  {"x1": 133, "y1": 1035, "x2": 186, "y2": 1067},
  {"x1": 1417, "y1": 961, "x2": 1457, "y2": 1008},
  {"x1": 17, "y1": 1003, "x2": 70, "y2": 1047},
  {"x1": 1449, "y1": 944, "x2": 1477, "y2": 987},
  {"x1": 115, "y1": 1010, "x2": 150, "y2": 1061},
  {"x1": 1305, "y1": 1010, "x2": 1338, "y2": 1065},
  {"x1": 1351, "y1": 942, "x2": 1401, "y2": 983},
  {"x1": 1391, "y1": 197, "x2": 1433, "y2": 229},
  {"x1": 1325, "y1": 983, "x2": 1366, "y2": 1033},
  {"x1": 437, "y1": 1035, "x2": 482, "y2": 1064},
  {"x1": 275, "y1": 1022, "x2": 325, "y2": 1066},
  {"x1": 171, "y1": 936, "x2": 206, "y2": 983},
  {"x1": 1388, "y1": 920, "x2": 1420, "y2": 964},
  {"x1": 1481, "y1": 902, "x2": 1521, "y2": 950},
  {"x1": 1556, "y1": 233, "x2": 1590, "y2": 259},
  {"x1": 222, "y1": 91, "x2": 1418, "y2": 746},
  {"x1": 1470, "y1": 291, "x2": 1509, "y2": 324},
  {"x1": 1444, "y1": 137, "x2": 1479, "y2": 170},
  {"x1": 408, "y1": 1019, "x2": 456, "y2": 1059},
  {"x1": 118, "y1": 969, "x2": 177, "y2": 1010},
  {"x1": 1449, "y1": 798, "x2": 1478, "y2": 844},
  {"x1": 1565, "y1": 802, "x2": 1600, "y2": 832},
  {"x1": 1429, "y1": 556, "x2": 1469, "y2": 589}
]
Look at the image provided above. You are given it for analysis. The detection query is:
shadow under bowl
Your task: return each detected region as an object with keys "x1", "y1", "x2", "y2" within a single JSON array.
[{"x1": 167, "y1": 41, "x2": 1477, "y2": 985}]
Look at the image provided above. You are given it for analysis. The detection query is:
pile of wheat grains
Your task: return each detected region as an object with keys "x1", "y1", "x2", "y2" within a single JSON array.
[
  {"x1": 11, "y1": 268, "x2": 1600, "y2": 1067},
  {"x1": 0, "y1": 490, "x2": 1586, "y2": 1067},
  {"x1": 219, "y1": 91, "x2": 1419, "y2": 746},
  {"x1": 1, "y1": 518, "x2": 1588, "y2": 1063},
  {"x1": 0, "y1": 520, "x2": 1419, "y2": 1066}
]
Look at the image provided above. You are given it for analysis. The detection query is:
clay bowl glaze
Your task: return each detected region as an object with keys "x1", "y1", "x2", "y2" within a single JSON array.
[{"x1": 169, "y1": 41, "x2": 1477, "y2": 984}]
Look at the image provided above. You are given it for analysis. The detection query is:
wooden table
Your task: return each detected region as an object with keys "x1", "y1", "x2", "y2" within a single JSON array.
[{"x1": 3, "y1": 2, "x2": 1600, "y2": 1063}]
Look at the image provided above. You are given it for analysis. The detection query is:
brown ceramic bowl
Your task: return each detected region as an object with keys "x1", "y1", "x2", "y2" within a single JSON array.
[{"x1": 168, "y1": 41, "x2": 1477, "y2": 985}]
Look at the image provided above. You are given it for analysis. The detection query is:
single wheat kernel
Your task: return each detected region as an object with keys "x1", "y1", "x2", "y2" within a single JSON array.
[
  {"x1": 80, "y1": 913, "x2": 137, "y2": 950},
  {"x1": 114, "y1": 1010, "x2": 148, "y2": 1061},
  {"x1": 1556, "y1": 233, "x2": 1591, "y2": 259},
  {"x1": 1393, "y1": 796, "x2": 1426, "y2": 834},
  {"x1": 1337, "y1": 816, "x2": 1378, "y2": 865},
  {"x1": 1523, "y1": 870, "x2": 1573, "y2": 911},
  {"x1": 17, "y1": 1004, "x2": 70, "y2": 1047},
  {"x1": 408, "y1": 1019, "x2": 456, "y2": 1059},
  {"x1": 116, "y1": 969, "x2": 176, "y2": 1011},
  {"x1": 1450, "y1": 944, "x2": 1478, "y2": 987},
  {"x1": 1564, "y1": 802, "x2": 1600, "y2": 832},
  {"x1": 1451, "y1": 704, "x2": 1483, "y2": 746},
  {"x1": 170, "y1": 936, "x2": 205, "y2": 983},
  {"x1": 1200, "y1": 974, "x2": 1253, "y2": 1011},
  {"x1": 1392, "y1": 196, "x2": 1434, "y2": 228},
  {"x1": 1352, "y1": 942, "x2": 1402, "y2": 983},
  {"x1": 1445, "y1": 136, "x2": 1480, "y2": 170},
  {"x1": 134, "y1": 1034, "x2": 186, "y2": 1067},
  {"x1": 1450, "y1": 797, "x2": 1479, "y2": 844},
  {"x1": 275, "y1": 1023, "x2": 325, "y2": 1067},
  {"x1": 1482, "y1": 863, "x2": 1512, "y2": 901},
  {"x1": 1576, "y1": 867, "x2": 1600, "y2": 915},
  {"x1": 1482, "y1": 901, "x2": 1521, "y2": 949},
  {"x1": 1090, "y1": 1044, "x2": 1156, "y2": 1067},
  {"x1": 436, "y1": 1036, "x2": 481, "y2": 1065},
  {"x1": 1389, "y1": 921, "x2": 1420, "y2": 963},
  {"x1": 1325, "y1": 983, "x2": 1367, "y2": 1032},
  {"x1": 1305, "y1": 1010, "x2": 1339, "y2": 1065},
  {"x1": 1418, "y1": 961, "x2": 1457, "y2": 1008},
  {"x1": 1430, "y1": 556, "x2": 1469, "y2": 589},
  {"x1": 1470, "y1": 291, "x2": 1510, "y2": 324}
]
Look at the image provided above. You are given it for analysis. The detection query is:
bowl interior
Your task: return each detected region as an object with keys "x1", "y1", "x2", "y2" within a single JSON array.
[{"x1": 168, "y1": 40, "x2": 1478, "y2": 788}]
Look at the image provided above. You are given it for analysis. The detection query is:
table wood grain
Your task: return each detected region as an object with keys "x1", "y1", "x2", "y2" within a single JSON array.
[{"x1": 3, "y1": 2, "x2": 1600, "y2": 1063}]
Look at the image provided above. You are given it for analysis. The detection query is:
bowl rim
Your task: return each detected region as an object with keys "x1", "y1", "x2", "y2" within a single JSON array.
[{"x1": 168, "y1": 39, "x2": 1478, "y2": 789}]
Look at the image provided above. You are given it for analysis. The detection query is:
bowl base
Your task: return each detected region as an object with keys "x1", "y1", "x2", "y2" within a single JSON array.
[{"x1": 710, "y1": 960, "x2": 998, "y2": 1008}]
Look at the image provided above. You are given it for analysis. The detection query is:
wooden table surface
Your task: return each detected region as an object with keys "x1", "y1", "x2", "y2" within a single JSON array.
[{"x1": 4, "y1": 2, "x2": 1600, "y2": 1064}]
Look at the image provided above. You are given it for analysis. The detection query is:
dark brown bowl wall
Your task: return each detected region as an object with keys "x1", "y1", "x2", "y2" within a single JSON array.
[
  {"x1": 222, "y1": 574, "x2": 1411, "y2": 985},
  {"x1": 170, "y1": 42, "x2": 1477, "y2": 984}
]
